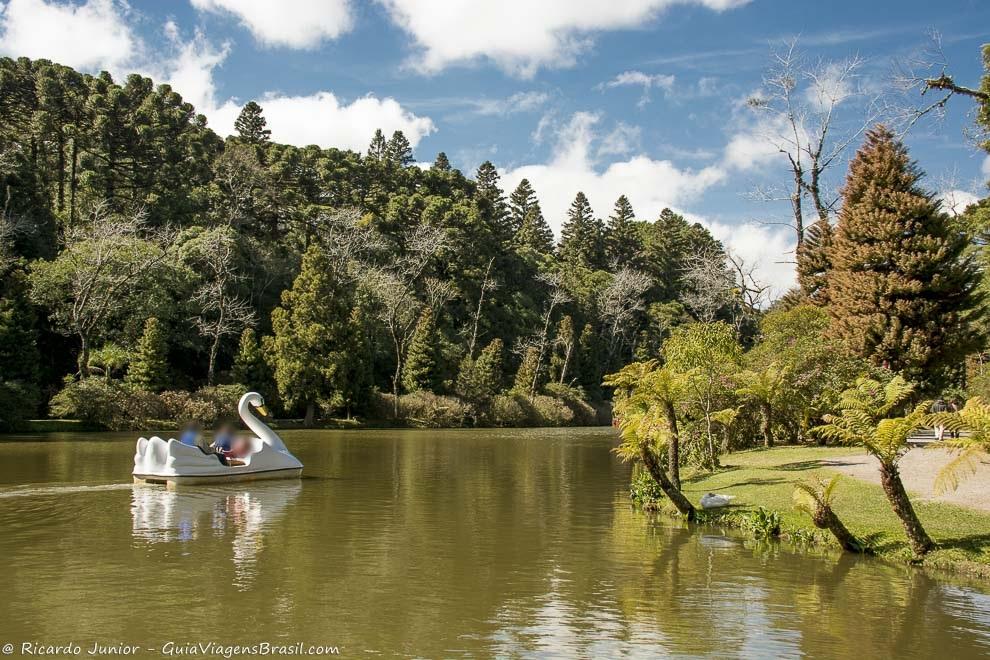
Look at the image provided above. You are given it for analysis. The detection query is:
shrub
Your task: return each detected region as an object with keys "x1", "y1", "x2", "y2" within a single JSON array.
[
  {"x1": 491, "y1": 394, "x2": 528, "y2": 426},
  {"x1": 0, "y1": 380, "x2": 38, "y2": 431},
  {"x1": 629, "y1": 470, "x2": 664, "y2": 510},
  {"x1": 741, "y1": 507, "x2": 782, "y2": 539},
  {"x1": 390, "y1": 390, "x2": 471, "y2": 428},
  {"x1": 159, "y1": 385, "x2": 243, "y2": 426},
  {"x1": 49, "y1": 378, "x2": 164, "y2": 430},
  {"x1": 544, "y1": 382, "x2": 597, "y2": 425}
]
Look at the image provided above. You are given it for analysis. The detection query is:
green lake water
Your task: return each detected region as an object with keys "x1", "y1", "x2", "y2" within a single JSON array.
[{"x1": 1, "y1": 427, "x2": 989, "y2": 658}]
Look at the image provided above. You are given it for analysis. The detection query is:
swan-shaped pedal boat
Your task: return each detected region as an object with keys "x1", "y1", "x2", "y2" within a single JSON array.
[{"x1": 133, "y1": 392, "x2": 302, "y2": 488}]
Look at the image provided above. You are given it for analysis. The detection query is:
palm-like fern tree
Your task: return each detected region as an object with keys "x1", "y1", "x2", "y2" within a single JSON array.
[
  {"x1": 793, "y1": 475, "x2": 866, "y2": 553},
  {"x1": 736, "y1": 364, "x2": 789, "y2": 448},
  {"x1": 605, "y1": 360, "x2": 695, "y2": 519},
  {"x1": 927, "y1": 397, "x2": 990, "y2": 494},
  {"x1": 811, "y1": 376, "x2": 934, "y2": 556}
]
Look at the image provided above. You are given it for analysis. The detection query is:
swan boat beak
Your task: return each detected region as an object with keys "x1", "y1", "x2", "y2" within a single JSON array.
[{"x1": 256, "y1": 404, "x2": 269, "y2": 417}]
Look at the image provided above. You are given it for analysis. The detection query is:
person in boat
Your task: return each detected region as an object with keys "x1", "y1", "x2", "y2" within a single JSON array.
[
  {"x1": 212, "y1": 424, "x2": 236, "y2": 454},
  {"x1": 178, "y1": 422, "x2": 202, "y2": 447}
]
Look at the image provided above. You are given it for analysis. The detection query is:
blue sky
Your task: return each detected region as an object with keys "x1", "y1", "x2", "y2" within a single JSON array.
[{"x1": 1, "y1": 0, "x2": 988, "y2": 292}]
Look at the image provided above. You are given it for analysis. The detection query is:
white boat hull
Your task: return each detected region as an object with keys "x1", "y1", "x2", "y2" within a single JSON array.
[
  {"x1": 133, "y1": 467, "x2": 302, "y2": 488},
  {"x1": 133, "y1": 435, "x2": 303, "y2": 489}
]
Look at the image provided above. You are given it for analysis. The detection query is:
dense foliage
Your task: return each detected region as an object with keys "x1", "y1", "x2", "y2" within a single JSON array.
[{"x1": 0, "y1": 56, "x2": 747, "y2": 428}]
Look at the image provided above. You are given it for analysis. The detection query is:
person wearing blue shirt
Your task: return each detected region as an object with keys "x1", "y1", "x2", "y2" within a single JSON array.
[
  {"x1": 212, "y1": 424, "x2": 235, "y2": 453},
  {"x1": 178, "y1": 422, "x2": 201, "y2": 447}
]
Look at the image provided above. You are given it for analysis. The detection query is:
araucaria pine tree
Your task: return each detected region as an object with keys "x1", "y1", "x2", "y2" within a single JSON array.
[
  {"x1": 234, "y1": 101, "x2": 271, "y2": 143},
  {"x1": 475, "y1": 161, "x2": 511, "y2": 240},
  {"x1": 559, "y1": 191, "x2": 605, "y2": 270},
  {"x1": 232, "y1": 327, "x2": 271, "y2": 389},
  {"x1": 127, "y1": 317, "x2": 169, "y2": 392},
  {"x1": 826, "y1": 125, "x2": 982, "y2": 388},
  {"x1": 402, "y1": 307, "x2": 438, "y2": 393},
  {"x1": 264, "y1": 245, "x2": 356, "y2": 426},
  {"x1": 513, "y1": 346, "x2": 543, "y2": 398},
  {"x1": 512, "y1": 179, "x2": 555, "y2": 255},
  {"x1": 796, "y1": 218, "x2": 833, "y2": 304},
  {"x1": 605, "y1": 195, "x2": 640, "y2": 268}
]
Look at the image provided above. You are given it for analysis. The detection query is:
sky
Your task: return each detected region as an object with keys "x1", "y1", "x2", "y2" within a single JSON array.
[{"x1": 1, "y1": 0, "x2": 989, "y2": 296}]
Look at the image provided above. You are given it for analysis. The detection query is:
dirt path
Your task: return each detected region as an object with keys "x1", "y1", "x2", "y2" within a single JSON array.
[{"x1": 822, "y1": 448, "x2": 990, "y2": 512}]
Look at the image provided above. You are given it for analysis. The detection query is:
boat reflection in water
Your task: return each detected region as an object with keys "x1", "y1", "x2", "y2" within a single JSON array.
[{"x1": 130, "y1": 482, "x2": 301, "y2": 587}]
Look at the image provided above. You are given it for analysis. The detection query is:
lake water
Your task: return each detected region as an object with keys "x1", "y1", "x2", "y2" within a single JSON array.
[{"x1": 1, "y1": 427, "x2": 989, "y2": 658}]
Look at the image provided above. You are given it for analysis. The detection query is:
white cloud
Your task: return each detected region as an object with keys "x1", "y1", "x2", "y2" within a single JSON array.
[
  {"x1": 597, "y1": 122, "x2": 641, "y2": 158},
  {"x1": 498, "y1": 111, "x2": 795, "y2": 293},
  {"x1": 938, "y1": 189, "x2": 980, "y2": 217},
  {"x1": 471, "y1": 91, "x2": 550, "y2": 116},
  {"x1": 601, "y1": 70, "x2": 676, "y2": 107},
  {"x1": 0, "y1": 0, "x2": 135, "y2": 70},
  {"x1": 189, "y1": 0, "x2": 353, "y2": 49},
  {"x1": 704, "y1": 219, "x2": 796, "y2": 296},
  {"x1": 379, "y1": 0, "x2": 751, "y2": 76},
  {"x1": 603, "y1": 70, "x2": 676, "y2": 91},
  {"x1": 982, "y1": 155, "x2": 990, "y2": 180}
]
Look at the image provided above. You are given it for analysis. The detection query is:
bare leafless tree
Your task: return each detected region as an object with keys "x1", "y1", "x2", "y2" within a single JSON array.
[
  {"x1": 364, "y1": 224, "x2": 448, "y2": 415},
  {"x1": 516, "y1": 273, "x2": 571, "y2": 398},
  {"x1": 681, "y1": 248, "x2": 736, "y2": 323},
  {"x1": 890, "y1": 30, "x2": 990, "y2": 139},
  {"x1": 465, "y1": 256, "x2": 498, "y2": 359},
  {"x1": 314, "y1": 207, "x2": 385, "y2": 281},
  {"x1": 599, "y1": 267, "x2": 652, "y2": 361},
  {"x1": 189, "y1": 227, "x2": 256, "y2": 385},
  {"x1": 747, "y1": 40, "x2": 876, "y2": 247}
]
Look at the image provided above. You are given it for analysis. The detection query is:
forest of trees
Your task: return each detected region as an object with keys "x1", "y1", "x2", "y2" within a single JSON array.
[{"x1": 0, "y1": 56, "x2": 753, "y2": 430}]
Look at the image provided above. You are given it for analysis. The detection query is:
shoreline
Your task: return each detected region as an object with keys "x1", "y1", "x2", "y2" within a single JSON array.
[{"x1": 648, "y1": 446, "x2": 990, "y2": 581}]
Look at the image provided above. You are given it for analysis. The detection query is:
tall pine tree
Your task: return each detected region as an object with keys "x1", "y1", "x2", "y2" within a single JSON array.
[
  {"x1": 826, "y1": 125, "x2": 982, "y2": 387},
  {"x1": 559, "y1": 191, "x2": 605, "y2": 269},
  {"x1": 264, "y1": 245, "x2": 356, "y2": 426},
  {"x1": 402, "y1": 307, "x2": 439, "y2": 392},
  {"x1": 367, "y1": 129, "x2": 387, "y2": 160},
  {"x1": 604, "y1": 195, "x2": 640, "y2": 268},
  {"x1": 234, "y1": 101, "x2": 271, "y2": 143},
  {"x1": 475, "y1": 161, "x2": 511, "y2": 240},
  {"x1": 127, "y1": 317, "x2": 169, "y2": 392},
  {"x1": 385, "y1": 130, "x2": 414, "y2": 167},
  {"x1": 511, "y1": 179, "x2": 555, "y2": 255},
  {"x1": 796, "y1": 218, "x2": 833, "y2": 304}
]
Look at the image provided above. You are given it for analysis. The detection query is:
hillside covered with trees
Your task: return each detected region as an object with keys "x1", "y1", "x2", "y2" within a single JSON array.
[{"x1": 0, "y1": 57, "x2": 751, "y2": 430}]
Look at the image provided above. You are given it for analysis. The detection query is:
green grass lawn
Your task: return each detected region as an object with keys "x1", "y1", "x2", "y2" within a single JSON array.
[{"x1": 677, "y1": 446, "x2": 990, "y2": 577}]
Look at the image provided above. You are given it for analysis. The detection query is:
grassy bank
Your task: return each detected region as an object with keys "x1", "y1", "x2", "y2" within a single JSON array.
[{"x1": 670, "y1": 446, "x2": 990, "y2": 578}]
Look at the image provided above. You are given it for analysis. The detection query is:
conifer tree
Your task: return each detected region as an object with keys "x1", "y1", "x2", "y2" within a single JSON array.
[
  {"x1": 127, "y1": 317, "x2": 169, "y2": 392},
  {"x1": 512, "y1": 180, "x2": 555, "y2": 255},
  {"x1": 385, "y1": 130, "x2": 413, "y2": 167},
  {"x1": 456, "y1": 338, "x2": 503, "y2": 405},
  {"x1": 796, "y1": 218, "x2": 833, "y2": 304},
  {"x1": 402, "y1": 307, "x2": 438, "y2": 392},
  {"x1": 264, "y1": 245, "x2": 355, "y2": 426},
  {"x1": 367, "y1": 129, "x2": 387, "y2": 160},
  {"x1": 432, "y1": 152, "x2": 451, "y2": 171},
  {"x1": 826, "y1": 125, "x2": 981, "y2": 387},
  {"x1": 234, "y1": 101, "x2": 271, "y2": 143},
  {"x1": 512, "y1": 346, "x2": 543, "y2": 398},
  {"x1": 559, "y1": 192, "x2": 605, "y2": 269},
  {"x1": 475, "y1": 161, "x2": 510, "y2": 239},
  {"x1": 232, "y1": 328, "x2": 271, "y2": 388},
  {"x1": 508, "y1": 179, "x2": 537, "y2": 237},
  {"x1": 605, "y1": 195, "x2": 640, "y2": 268}
]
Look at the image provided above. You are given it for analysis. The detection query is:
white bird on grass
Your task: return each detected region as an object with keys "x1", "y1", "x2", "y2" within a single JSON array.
[{"x1": 700, "y1": 493, "x2": 736, "y2": 509}]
